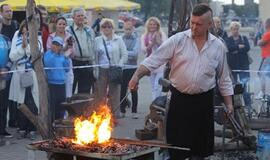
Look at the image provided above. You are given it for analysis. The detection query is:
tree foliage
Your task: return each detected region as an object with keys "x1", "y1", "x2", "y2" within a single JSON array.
[{"x1": 130, "y1": 0, "x2": 171, "y2": 22}]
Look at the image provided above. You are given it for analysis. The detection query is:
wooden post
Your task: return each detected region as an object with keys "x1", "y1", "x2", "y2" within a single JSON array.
[{"x1": 26, "y1": 0, "x2": 49, "y2": 139}]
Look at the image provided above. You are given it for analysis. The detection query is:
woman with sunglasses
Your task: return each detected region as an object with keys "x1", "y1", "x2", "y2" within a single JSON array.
[{"x1": 95, "y1": 18, "x2": 128, "y2": 118}]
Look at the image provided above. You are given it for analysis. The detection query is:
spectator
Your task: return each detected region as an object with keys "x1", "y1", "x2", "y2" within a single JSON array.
[
  {"x1": 47, "y1": 17, "x2": 75, "y2": 100},
  {"x1": 9, "y1": 20, "x2": 42, "y2": 140},
  {"x1": 0, "y1": 4, "x2": 19, "y2": 128},
  {"x1": 48, "y1": 14, "x2": 57, "y2": 33},
  {"x1": 257, "y1": 18, "x2": 270, "y2": 99},
  {"x1": 141, "y1": 17, "x2": 167, "y2": 100},
  {"x1": 37, "y1": 5, "x2": 49, "y2": 52},
  {"x1": 0, "y1": 16, "x2": 12, "y2": 138},
  {"x1": 92, "y1": 12, "x2": 104, "y2": 36},
  {"x1": 44, "y1": 36, "x2": 70, "y2": 123},
  {"x1": 0, "y1": 4, "x2": 18, "y2": 40},
  {"x1": 225, "y1": 21, "x2": 251, "y2": 108},
  {"x1": 66, "y1": 7, "x2": 96, "y2": 94},
  {"x1": 213, "y1": 16, "x2": 228, "y2": 40},
  {"x1": 255, "y1": 19, "x2": 264, "y2": 46},
  {"x1": 95, "y1": 18, "x2": 127, "y2": 118},
  {"x1": 120, "y1": 21, "x2": 140, "y2": 119}
]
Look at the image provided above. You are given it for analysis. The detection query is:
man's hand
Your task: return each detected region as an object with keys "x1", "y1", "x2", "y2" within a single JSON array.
[
  {"x1": 226, "y1": 104, "x2": 234, "y2": 116},
  {"x1": 128, "y1": 75, "x2": 139, "y2": 91}
]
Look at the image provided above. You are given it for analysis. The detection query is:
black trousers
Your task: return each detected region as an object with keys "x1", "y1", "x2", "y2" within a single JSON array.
[
  {"x1": 0, "y1": 81, "x2": 9, "y2": 133},
  {"x1": 18, "y1": 87, "x2": 38, "y2": 132},
  {"x1": 49, "y1": 84, "x2": 66, "y2": 124},
  {"x1": 120, "y1": 68, "x2": 138, "y2": 113},
  {"x1": 72, "y1": 60, "x2": 95, "y2": 94},
  {"x1": 167, "y1": 86, "x2": 214, "y2": 160}
]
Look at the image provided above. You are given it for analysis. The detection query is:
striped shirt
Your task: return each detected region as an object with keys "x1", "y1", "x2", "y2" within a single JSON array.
[{"x1": 142, "y1": 29, "x2": 233, "y2": 96}]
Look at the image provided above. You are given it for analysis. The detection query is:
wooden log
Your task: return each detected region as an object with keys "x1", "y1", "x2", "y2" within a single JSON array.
[
  {"x1": 26, "y1": 0, "x2": 49, "y2": 139},
  {"x1": 249, "y1": 119, "x2": 270, "y2": 130},
  {"x1": 215, "y1": 142, "x2": 256, "y2": 151},
  {"x1": 215, "y1": 130, "x2": 234, "y2": 138},
  {"x1": 18, "y1": 104, "x2": 48, "y2": 138}
]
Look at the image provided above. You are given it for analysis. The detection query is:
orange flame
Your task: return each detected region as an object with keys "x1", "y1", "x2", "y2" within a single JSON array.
[{"x1": 72, "y1": 105, "x2": 112, "y2": 145}]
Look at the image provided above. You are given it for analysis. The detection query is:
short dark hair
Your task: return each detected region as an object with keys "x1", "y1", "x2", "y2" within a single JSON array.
[
  {"x1": 192, "y1": 3, "x2": 212, "y2": 16},
  {"x1": 0, "y1": 4, "x2": 9, "y2": 12}
]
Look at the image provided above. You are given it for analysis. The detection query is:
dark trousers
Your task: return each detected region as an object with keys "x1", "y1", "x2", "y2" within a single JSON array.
[
  {"x1": 167, "y1": 86, "x2": 214, "y2": 160},
  {"x1": 72, "y1": 60, "x2": 95, "y2": 94},
  {"x1": 0, "y1": 81, "x2": 9, "y2": 133},
  {"x1": 49, "y1": 84, "x2": 66, "y2": 124},
  {"x1": 18, "y1": 87, "x2": 38, "y2": 132},
  {"x1": 120, "y1": 68, "x2": 138, "y2": 113}
]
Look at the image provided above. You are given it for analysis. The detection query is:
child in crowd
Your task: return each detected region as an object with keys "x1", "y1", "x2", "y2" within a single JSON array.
[{"x1": 43, "y1": 36, "x2": 70, "y2": 124}]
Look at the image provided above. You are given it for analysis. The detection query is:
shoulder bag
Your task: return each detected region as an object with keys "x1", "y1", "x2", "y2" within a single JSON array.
[
  {"x1": 102, "y1": 38, "x2": 122, "y2": 84},
  {"x1": 19, "y1": 55, "x2": 34, "y2": 88}
]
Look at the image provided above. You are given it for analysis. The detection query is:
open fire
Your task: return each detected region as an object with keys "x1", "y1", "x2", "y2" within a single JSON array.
[
  {"x1": 72, "y1": 105, "x2": 113, "y2": 145},
  {"x1": 27, "y1": 104, "x2": 164, "y2": 159}
]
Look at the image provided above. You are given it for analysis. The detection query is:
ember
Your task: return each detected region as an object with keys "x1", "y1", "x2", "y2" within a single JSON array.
[
  {"x1": 40, "y1": 137, "x2": 150, "y2": 155},
  {"x1": 72, "y1": 105, "x2": 113, "y2": 145}
]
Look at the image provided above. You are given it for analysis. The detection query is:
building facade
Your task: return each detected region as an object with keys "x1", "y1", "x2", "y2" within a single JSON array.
[{"x1": 259, "y1": 0, "x2": 270, "y2": 22}]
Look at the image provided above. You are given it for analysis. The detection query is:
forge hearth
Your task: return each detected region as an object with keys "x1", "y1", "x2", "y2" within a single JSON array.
[{"x1": 27, "y1": 137, "x2": 160, "y2": 160}]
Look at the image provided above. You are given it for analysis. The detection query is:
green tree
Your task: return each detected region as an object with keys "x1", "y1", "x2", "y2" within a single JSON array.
[{"x1": 130, "y1": 0, "x2": 171, "y2": 22}]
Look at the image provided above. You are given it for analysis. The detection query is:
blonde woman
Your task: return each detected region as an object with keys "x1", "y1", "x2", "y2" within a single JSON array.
[
  {"x1": 95, "y1": 18, "x2": 128, "y2": 118},
  {"x1": 141, "y1": 17, "x2": 167, "y2": 100},
  {"x1": 225, "y1": 21, "x2": 251, "y2": 107}
]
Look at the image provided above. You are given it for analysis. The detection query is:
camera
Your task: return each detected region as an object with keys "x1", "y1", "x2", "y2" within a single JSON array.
[{"x1": 67, "y1": 36, "x2": 74, "y2": 46}]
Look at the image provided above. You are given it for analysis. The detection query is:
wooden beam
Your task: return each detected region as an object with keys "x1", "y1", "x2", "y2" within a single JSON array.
[
  {"x1": 18, "y1": 104, "x2": 48, "y2": 138},
  {"x1": 26, "y1": 0, "x2": 50, "y2": 138}
]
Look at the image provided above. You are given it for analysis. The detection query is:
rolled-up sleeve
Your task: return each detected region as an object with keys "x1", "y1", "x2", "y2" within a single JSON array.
[{"x1": 217, "y1": 44, "x2": 234, "y2": 96}]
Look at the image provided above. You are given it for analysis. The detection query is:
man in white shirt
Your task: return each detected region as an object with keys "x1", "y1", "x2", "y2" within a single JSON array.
[
  {"x1": 66, "y1": 8, "x2": 96, "y2": 94},
  {"x1": 129, "y1": 4, "x2": 234, "y2": 160}
]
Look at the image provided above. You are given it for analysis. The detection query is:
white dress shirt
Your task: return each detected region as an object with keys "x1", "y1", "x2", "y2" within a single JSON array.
[{"x1": 142, "y1": 29, "x2": 233, "y2": 96}]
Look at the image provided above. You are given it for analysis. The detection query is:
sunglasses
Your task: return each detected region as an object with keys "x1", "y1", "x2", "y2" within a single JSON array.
[{"x1": 101, "y1": 25, "x2": 112, "y2": 29}]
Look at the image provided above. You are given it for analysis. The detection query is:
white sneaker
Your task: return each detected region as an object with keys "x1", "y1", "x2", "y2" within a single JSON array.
[
  {"x1": 132, "y1": 113, "x2": 138, "y2": 119},
  {"x1": 255, "y1": 91, "x2": 264, "y2": 100}
]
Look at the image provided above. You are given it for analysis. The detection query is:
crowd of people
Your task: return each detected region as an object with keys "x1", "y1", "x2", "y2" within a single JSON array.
[{"x1": 0, "y1": 4, "x2": 169, "y2": 140}]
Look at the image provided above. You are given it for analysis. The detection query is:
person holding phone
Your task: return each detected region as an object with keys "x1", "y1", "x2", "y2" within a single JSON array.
[
  {"x1": 9, "y1": 20, "x2": 42, "y2": 140},
  {"x1": 47, "y1": 17, "x2": 75, "y2": 100}
]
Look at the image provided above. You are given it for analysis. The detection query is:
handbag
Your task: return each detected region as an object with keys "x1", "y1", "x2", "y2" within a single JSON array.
[
  {"x1": 108, "y1": 66, "x2": 122, "y2": 84},
  {"x1": 102, "y1": 38, "x2": 122, "y2": 84},
  {"x1": 20, "y1": 71, "x2": 33, "y2": 88}
]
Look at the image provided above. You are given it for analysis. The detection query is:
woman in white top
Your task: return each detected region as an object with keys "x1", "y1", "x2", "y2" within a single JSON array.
[
  {"x1": 141, "y1": 17, "x2": 167, "y2": 100},
  {"x1": 95, "y1": 18, "x2": 128, "y2": 118},
  {"x1": 9, "y1": 20, "x2": 43, "y2": 138},
  {"x1": 47, "y1": 17, "x2": 75, "y2": 100}
]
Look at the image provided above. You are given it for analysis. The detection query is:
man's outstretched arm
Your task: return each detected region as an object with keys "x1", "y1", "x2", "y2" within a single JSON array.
[{"x1": 128, "y1": 65, "x2": 151, "y2": 90}]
